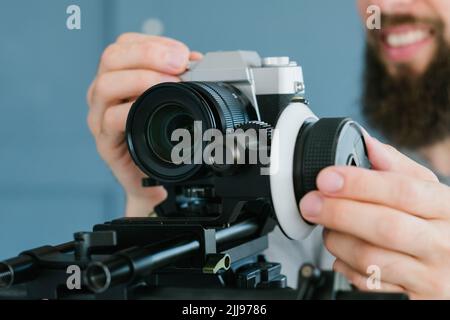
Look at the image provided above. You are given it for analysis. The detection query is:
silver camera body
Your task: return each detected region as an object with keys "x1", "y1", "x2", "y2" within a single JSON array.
[
  {"x1": 182, "y1": 51, "x2": 306, "y2": 122},
  {"x1": 181, "y1": 51, "x2": 323, "y2": 239}
]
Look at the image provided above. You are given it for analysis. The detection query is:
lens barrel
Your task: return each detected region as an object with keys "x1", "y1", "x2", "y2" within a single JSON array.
[
  {"x1": 126, "y1": 82, "x2": 255, "y2": 183},
  {"x1": 293, "y1": 118, "x2": 370, "y2": 204}
]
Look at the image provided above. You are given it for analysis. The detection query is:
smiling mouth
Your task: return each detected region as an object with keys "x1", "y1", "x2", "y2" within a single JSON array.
[{"x1": 378, "y1": 24, "x2": 435, "y2": 62}]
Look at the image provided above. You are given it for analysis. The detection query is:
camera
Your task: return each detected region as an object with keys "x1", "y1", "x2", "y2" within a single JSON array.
[
  {"x1": 126, "y1": 51, "x2": 370, "y2": 240},
  {"x1": 0, "y1": 51, "x2": 396, "y2": 300}
]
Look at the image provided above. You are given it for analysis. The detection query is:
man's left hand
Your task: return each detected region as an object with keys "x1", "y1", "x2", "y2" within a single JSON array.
[{"x1": 300, "y1": 134, "x2": 450, "y2": 299}]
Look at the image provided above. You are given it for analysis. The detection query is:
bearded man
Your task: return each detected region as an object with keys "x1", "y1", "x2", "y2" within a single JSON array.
[{"x1": 86, "y1": 0, "x2": 450, "y2": 298}]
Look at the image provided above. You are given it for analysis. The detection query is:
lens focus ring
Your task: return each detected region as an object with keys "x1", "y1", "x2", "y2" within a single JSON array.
[
  {"x1": 185, "y1": 82, "x2": 253, "y2": 131},
  {"x1": 293, "y1": 118, "x2": 370, "y2": 203}
]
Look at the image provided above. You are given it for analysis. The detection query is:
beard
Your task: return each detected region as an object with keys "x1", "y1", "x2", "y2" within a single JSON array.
[{"x1": 362, "y1": 16, "x2": 450, "y2": 149}]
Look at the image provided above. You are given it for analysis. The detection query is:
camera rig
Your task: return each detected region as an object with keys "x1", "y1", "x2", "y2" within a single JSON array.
[
  {"x1": 0, "y1": 214, "x2": 406, "y2": 300},
  {"x1": 0, "y1": 51, "x2": 407, "y2": 300}
]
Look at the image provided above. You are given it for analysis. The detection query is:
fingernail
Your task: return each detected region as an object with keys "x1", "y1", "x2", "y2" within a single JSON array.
[
  {"x1": 361, "y1": 126, "x2": 371, "y2": 139},
  {"x1": 300, "y1": 193, "x2": 323, "y2": 218},
  {"x1": 165, "y1": 49, "x2": 187, "y2": 70},
  {"x1": 317, "y1": 170, "x2": 344, "y2": 193}
]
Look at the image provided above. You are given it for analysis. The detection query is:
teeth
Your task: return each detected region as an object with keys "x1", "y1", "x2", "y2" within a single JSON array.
[{"x1": 386, "y1": 30, "x2": 429, "y2": 48}]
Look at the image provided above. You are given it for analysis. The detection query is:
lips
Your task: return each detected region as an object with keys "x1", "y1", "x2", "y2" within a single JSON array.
[{"x1": 379, "y1": 24, "x2": 434, "y2": 62}]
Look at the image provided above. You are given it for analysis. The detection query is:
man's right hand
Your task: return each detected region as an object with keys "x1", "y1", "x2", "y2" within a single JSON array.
[{"x1": 87, "y1": 33, "x2": 202, "y2": 217}]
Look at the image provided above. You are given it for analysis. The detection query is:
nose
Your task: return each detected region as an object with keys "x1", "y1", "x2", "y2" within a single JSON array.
[{"x1": 376, "y1": 0, "x2": 418, "y2": 15}]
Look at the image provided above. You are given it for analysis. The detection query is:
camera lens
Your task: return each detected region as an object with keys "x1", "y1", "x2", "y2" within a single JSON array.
[
  {"x1": 146, "y1": 104, "x2": 197, "y2": 163},
  {"x1": 126, "y1": 82, "x2": 256, "y2": 182},
  {"x1": 293, "y1": 118, "x2": 371, "y2": 204}
]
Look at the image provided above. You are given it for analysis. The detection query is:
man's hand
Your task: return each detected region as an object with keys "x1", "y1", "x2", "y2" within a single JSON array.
[
  {"x1": 300, "y1": 134, "x2": 450, "y2": 299},
  {"x1": 87, "y1": 33, "x2": 202, "y2": 217}
]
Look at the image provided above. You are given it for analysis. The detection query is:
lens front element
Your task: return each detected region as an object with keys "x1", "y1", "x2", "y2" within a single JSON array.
[{"x1": 146, "y1": 104, "x2": 196, "y2": 164}]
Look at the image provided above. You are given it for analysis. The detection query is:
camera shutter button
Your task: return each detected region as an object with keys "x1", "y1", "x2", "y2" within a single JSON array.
[{"x1": 262, "y1": 57, "x2": 291, "y2": 67}]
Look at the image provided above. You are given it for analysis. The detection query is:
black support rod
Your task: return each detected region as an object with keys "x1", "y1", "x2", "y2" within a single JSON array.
[
  {"x1": 85, "y1": 219, "x2": 259, "y2": 293},
  {"x1": 0, "y1": 241, "x2": 75, "y2": 288}
]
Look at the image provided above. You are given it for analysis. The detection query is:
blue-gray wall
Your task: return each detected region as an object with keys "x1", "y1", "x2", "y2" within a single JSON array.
[{"x1": 0, "y1": 0, "x2": 365, "y2": 259}]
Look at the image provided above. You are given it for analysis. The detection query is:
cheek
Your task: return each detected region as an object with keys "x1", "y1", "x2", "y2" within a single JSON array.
[
  {"x1": 431, "y1": 0, "x2": 450, "y2": 41},
  {"x1": 357, "y1": 0, "x2": 372, "y2": 18}
]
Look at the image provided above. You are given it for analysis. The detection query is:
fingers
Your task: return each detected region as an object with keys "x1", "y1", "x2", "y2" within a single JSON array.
[
  {"x1": 91, "y1": 69, "x2": 178, "y2": 106},
  {"x1": 190, "y1": 51, "x2": 203, "y2": 60},
  {"x1": 90, "y1": 101, "x2": 133, "y2": 156},
  {"x1": 115, "y1": 34, "x2": 203, "y2": 62},
  {"x1": 88, "y1": 33, "x2": 201, "y2": 139},
  {"x1": 300, "y1": 192, "x2": 433, "y2": 257},
  {"x1": 102, "y1": 101, "x2": 133, "y2": 136},
  {"x1": 85, "y1": 34, "x2": 199, "y2": 218},
  {"x1": 88, "y1": 69, "x2": 179, "y2": 136},
  {"x1": 116, "y1": 32, "x2": 159, "y2": 44},
  {"x1": 363, "y1": 133, "x2": 438, "y2": 182},
  {"x1": 98, "y1": 38, "x2": 191, "y2": 75},
  {"x1": 116, "y1": 33, "x2": 187, "y2": 48},
  {"x1": 324, "y1": 230, "x2": 427, "y2": 293},
  {"x1": 315, "y1": 166, "x2": 450, "y2": 220},
  {"x1": 332, "y1": 259, "x2": 407, "y2": 294}
]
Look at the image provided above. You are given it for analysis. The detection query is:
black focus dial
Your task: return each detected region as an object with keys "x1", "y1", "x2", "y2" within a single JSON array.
[{"x1": 293, "y1": 118, "x2": 371, "y2": 204}]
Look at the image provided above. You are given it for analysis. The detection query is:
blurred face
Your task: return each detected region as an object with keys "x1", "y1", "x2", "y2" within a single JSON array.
[
  {"x1": 357, "y1": 0, "x2": 450, "y2": 149},
  {"x1": 357, "y1": 0, "x2": 450, "y2": 75}
]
